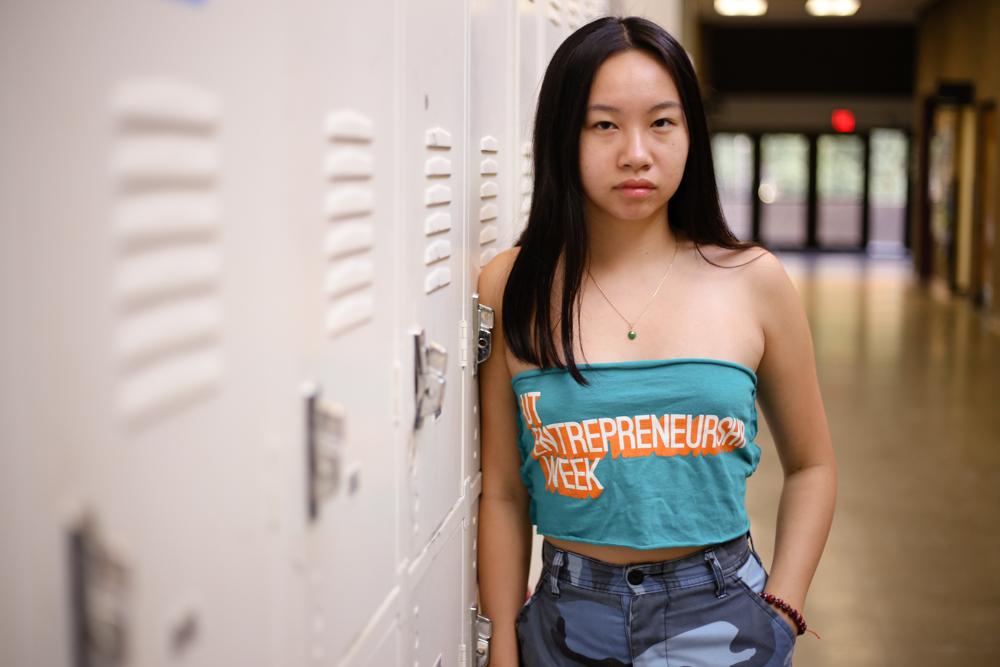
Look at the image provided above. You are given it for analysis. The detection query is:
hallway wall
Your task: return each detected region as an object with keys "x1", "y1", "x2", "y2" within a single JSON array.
[{"x1": 914, "y1": 0, "x2": 1000, "y2": 319}]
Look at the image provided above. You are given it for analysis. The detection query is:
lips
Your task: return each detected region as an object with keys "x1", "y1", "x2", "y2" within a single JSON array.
[
  {"x1": 616, "y1": 179, "x2": 655, "y2": 189},
  {"x1": 615, "y1": 179, "x2": 656, "y2": 199}
]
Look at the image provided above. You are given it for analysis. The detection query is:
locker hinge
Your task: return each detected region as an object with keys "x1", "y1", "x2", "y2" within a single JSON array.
[
  {"x1": 68, "y1": 514, "x2": 131, "y2": 667},
  {"x1": 303, "y1": 382, "x2": 346, "y2": 521},
  {"x1": 469, "y1": 604, "x2": 492, "y2": 667},
  {"x1": 413, "y1": 328, "x2": 447, "y2": 430},
  {"x1": 472, "y1": 293, "x2": 494, "y2": 377},
  {"x1": 459, "y1": 319, "x2": 469, "y2": 370}
]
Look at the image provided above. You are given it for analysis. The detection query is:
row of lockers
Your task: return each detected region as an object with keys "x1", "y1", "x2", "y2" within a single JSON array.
[{"x1": 0, "y1": 0, "x2": 617, "y2": 665}]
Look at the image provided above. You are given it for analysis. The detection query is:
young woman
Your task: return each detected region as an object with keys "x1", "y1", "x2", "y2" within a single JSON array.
[{"x1": 476, "y1": 16, "x2": 836, "y2": 667}]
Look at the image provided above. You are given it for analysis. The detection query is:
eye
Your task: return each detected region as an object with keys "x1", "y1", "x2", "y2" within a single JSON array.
[
  {"x1": 593, "y1": 120, "x2": 616, "y2": 130},
  {"x1": 652, "y1": 118, "x2": 675, "y2": 128}
]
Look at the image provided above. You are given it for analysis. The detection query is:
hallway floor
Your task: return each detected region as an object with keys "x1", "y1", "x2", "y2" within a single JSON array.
[{"x1": 747, "y1": 253, "x2": 1000, "y2": 666}]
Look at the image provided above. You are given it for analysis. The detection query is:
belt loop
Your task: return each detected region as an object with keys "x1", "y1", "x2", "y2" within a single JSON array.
[
  {"x1": 704, "y1": 549, "x2": 727, "y2": 598},
  {"x1": 549, "y1": 550, "x2": 564, "y2": 597},
  {"x1": 747, "y1": 529, "x2": 757, "y2": 554}
]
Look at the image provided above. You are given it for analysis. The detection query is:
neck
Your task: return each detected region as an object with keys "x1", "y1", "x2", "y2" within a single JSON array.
[{"x1": 583, "y1": 200, "x2": 682, "y2": 271}]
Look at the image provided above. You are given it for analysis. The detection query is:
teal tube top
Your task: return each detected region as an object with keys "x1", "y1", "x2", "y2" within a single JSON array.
[{"x1": 510, "y1": 358, "x2": 761, "y2": 549}]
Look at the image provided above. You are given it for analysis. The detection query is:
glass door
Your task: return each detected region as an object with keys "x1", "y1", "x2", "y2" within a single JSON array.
[
  {"x1": 759, "y1": 133, "x2": 808, "y2": 247},
  {"x1": 868, "y1": 128, "x2": 909, "y2": 255},
  {"x1": 711, "y1": 133, "x2": 754, "y2": 241},
  {"x1": 817, "y1": 134, "x2": 864, "y2": 247}
]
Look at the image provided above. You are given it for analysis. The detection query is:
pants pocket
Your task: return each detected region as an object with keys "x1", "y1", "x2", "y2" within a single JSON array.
[
  {"x1": 515, "y1": 571, "x2": 548, "y2": 629},
  {"x1": 515, "y1": 575, "x2": 633, "y2": 666},
  {"x1": 731, "y1": 552, "x2": 798, "y2": 644}
]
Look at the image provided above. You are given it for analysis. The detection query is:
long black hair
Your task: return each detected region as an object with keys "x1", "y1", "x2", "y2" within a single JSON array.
[{"x1": 503, "y1": 15, "x2": 765, "y2": 387}]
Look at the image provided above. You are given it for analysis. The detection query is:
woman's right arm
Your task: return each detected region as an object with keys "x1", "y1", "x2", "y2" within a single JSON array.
[{"x1": 476, "y1": 247, "x2": 532, "y2": 667}]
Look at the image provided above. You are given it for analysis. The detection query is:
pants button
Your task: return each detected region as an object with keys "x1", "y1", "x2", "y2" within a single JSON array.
[{"x1": 627, "y1": 569, "x2": 645, "y2": 585}]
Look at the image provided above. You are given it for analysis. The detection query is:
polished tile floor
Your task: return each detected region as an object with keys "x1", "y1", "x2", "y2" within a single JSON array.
[{"x1": 748, "y1": 252, "x2": 1000, "y2": 666}]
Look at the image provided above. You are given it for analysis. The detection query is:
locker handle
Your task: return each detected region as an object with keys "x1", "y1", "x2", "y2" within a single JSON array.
[
  {"x1": 470, "y1": 604, "x2": 492, "y2": 667},
  {"x1": 413, "y1": 329, "x2": 447, "y2": 429},
  {"x1": 472, "y1": 294, "x2": 494, "y2": 376}
]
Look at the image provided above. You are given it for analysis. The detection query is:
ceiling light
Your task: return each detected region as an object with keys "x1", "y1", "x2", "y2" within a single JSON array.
[
  {"x1": 714, "y1": 0, "x2": 768, "y2": 17},
  {"x1": 805, "y1": 0, "x2": 860, "y2": 16}
]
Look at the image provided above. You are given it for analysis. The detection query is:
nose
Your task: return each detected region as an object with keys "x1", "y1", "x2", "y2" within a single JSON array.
[{"x1": 619, "y1": 127, "x2": 652, "y2": 170}]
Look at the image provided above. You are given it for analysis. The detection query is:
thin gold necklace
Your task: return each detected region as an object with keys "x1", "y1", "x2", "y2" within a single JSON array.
[{"x1": 586, "y1": 242, "x2": 679, "y2": 340}]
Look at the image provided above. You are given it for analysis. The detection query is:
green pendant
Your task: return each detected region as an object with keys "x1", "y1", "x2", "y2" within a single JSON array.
[{"x1": 627, "y1": 330, "x2": 637, "y2": 340}]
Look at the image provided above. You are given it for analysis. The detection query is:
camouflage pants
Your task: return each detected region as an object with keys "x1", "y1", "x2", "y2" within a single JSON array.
[{"x1": 515, "y1": 533, "x2": 797, "y2": 666}]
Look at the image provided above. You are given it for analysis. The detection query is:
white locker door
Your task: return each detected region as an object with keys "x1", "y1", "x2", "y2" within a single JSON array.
[
  {"x1": 400, "y1": 0, "x2": 470, "y2": 666},
  {"x1": 91, "y1": 2, "x2": 290, "y2": 666},
  {"x1": 516, "y1": 0, "x2": 545, "y2": 237},
  {"x1": 1, "y1": 1, "x2": 291, "y2": 666},
  {"x1": 279, "y1": 0, "x2": 404, "y2": 665},
  {"x1": 469, "y1": 0, "x2": 516, "y2": 283},
  {"x1": 467, "y1": 0, "x2": 517, "y2": 660}
]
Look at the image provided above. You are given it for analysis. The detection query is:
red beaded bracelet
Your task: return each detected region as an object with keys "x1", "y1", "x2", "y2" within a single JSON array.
[{"x1": 758, "y1": 592, "x2": 820, "y2": 638}]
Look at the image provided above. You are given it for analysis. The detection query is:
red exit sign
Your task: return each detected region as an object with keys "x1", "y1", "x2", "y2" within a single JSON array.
[{"x1": 831, "y1": 109, "x2": 856, "y2": 133}]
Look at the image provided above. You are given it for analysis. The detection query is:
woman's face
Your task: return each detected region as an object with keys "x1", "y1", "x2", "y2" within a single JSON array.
[{"x1": 578, "y1": 49, "x2": 690, "y2": 225}]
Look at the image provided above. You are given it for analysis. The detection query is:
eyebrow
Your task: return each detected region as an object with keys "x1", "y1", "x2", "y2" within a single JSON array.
[{"x1": 587, "y1": 101, "x2": 682, "y2": 113}]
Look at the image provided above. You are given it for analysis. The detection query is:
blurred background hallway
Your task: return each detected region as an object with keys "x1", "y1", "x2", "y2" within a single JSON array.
[{"x1": 748, "y1": 252, "x2": 1000, "y2": 665}]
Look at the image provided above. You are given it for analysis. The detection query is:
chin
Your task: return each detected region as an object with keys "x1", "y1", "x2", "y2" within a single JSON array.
[
  {"x1": 587, "y1": 196, "x2": 667, "y2": 222},
  {"x1": 612, "y1": 203, "x2": 667, "y2": 220}
]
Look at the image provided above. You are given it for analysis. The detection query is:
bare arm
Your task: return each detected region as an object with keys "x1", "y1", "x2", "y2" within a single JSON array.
[
  {"x1": 751, "y1": 252, "x2": 838, "y2": 634},
  {"x1": 476, "y1": 248, "x2": 533, "y2": 666}
]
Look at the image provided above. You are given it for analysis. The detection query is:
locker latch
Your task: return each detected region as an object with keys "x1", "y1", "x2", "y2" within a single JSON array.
[
  {"x1": 470, "y1": 604, "x2": 492, "y2": 667},
  {"x1": 68, "y1": 514, "x2": 131, "y2": 667},
  {"x1": 303, "y1": 383, "x2": 346, "y2": 520},
  {"x1": 472, "y1": 294, "x2": 494, "y2": 376},
  {"x1": 413, "y1": 329, "x2": 447, "y2": 429}
]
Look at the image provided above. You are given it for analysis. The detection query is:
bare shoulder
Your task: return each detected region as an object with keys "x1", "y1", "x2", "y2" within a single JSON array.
[
  {"x1": 689, "y1": 241, "x2": 772, "y2": 272},
  {"x1": 688, "y1": 243, "x2": 801, "y2": 334},
  {"x1": 729, "y1": 250, "x2": 809, "y2": 349},
  {"x1": 477, "y1": 246, "x2": 521, "y2": 309},
  {"x1": 737, "y1": 249, "x2": 797, "y2": 306},
  {"x1": 691, "y1": 242, "x2": 787, "y2": 287}
]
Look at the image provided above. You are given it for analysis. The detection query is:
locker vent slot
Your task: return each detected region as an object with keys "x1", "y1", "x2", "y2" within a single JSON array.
[
  {"x1": 480, "y1": 181, "x2": 498, "y2": 199},
  {"x1": 547, "y1": 0, "x2": 562, "y2": 26},
  {"x1": 423, "y1": 125, "x2": 454, "y2": 293},
  {"x1": 479, "y1": 135, "x2": 499, "y2": 152},
  {"x1": 479, "y1": 158, "x2": 498, "y2": 176},
  {"x1": 425, "y1": 211, "x2": 452, "y2": 235},
  {"x1": 425, "y1": 239, "x2": 452, "y2": 265},
  {"x1": 325, "y1": 109, "x2": 376, "y2": 336},
  {"x1": 111, "y1": 79, "x2": 224, "y2": 426},
  {"x1": 479, "y1": 226, "x2": 498, "y2": 246},
  {"x1": 325, "y1": 109, "x2": 375, "y2": 142},
  {"x1": 479, "y1": 203, "x2": 499, "y2": 223},
  {"x1": 478, "y1": 136, "x2": 501, "y2": 266},
  {"x1": 426, "y1": 156, "x2": 453, "y2": 177},
  {"x1": 425, "y1": 184, "x2": 453, "y2": 207}
]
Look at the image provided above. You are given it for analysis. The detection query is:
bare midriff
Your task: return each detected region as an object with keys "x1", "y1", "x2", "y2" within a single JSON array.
[{"x1": 544, "y1": 536, "x2": 708, "y2": 565}]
